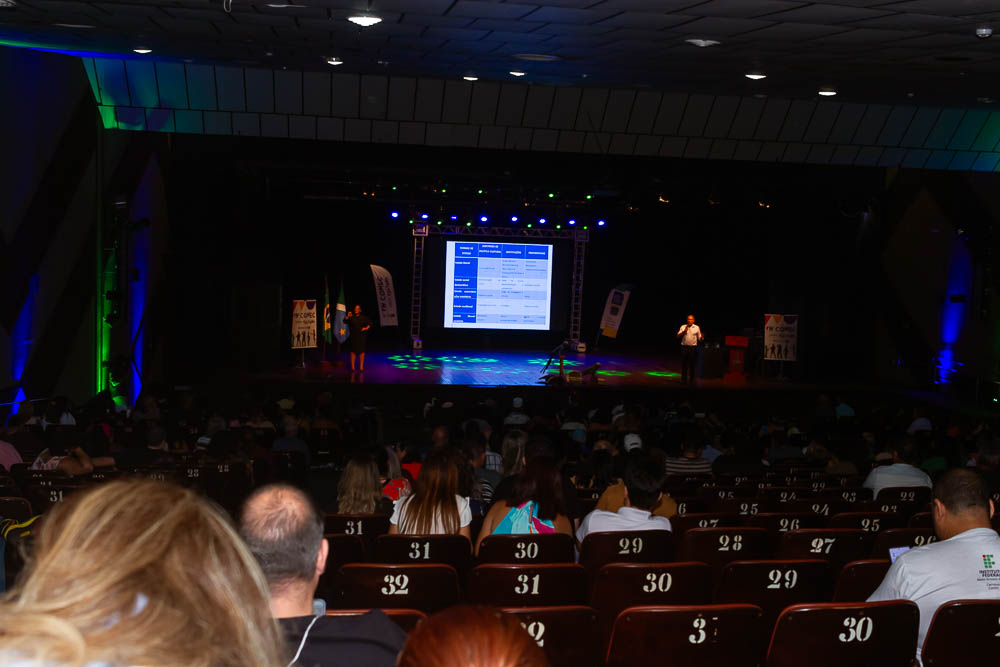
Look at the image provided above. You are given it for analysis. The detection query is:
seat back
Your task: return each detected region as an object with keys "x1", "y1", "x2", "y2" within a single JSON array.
[
  {"x1": 922, "y1": 599, "x2": 1000, "y2": 667},
  {"x1": 870, "y1": 528, "x2": 938, "y2": 559},
  {"x1": 325, "y1": 608, "x2": 426, "y2": 633},
  {"x1": 591, "y1": 562, "x2": 712, "y2": 646},
  {"x1": 578, "y1": 530, "x2": 673, "y2": 575},
  {"x1": 745, "y1": 512, "x2": 826, "y2": 536},
  {"x1": 502, "y1": 606, "x2": 599, "y2": 667},
  {"x1": 466, "y1": 563, "x2": 587, "y2": 607},
  {"x1": 336, "y1": 564, "x2": 459, "y2": 613},
  {"x1": 374, "y1": 534, "x2": 472, "y2": 574},
  {"x1": 316, "y1": 534, "x2": 367, "y2": 600},
  {"x1": 715, "y1": 559, "x2": 833, "y2": 632},
  {"x1": 477, "y1": 533, "x2": 575, "y2": 564},
  {"x1": 670, "y1": 496, "x2": 710, "y2": 516},
  {"x1": 875, "y1": 486, "x2": 931, "y2": 505},
  {"x1": 669, "y1": 513, "x2": 742, "y2": 535},
  {"x1": 678, "y1": 527, "x2": 769, "y2": 577},
  {"x1": 766, "y1": 600, "x2": 919, "y2": 667},
  {"x1": 0, "y1": 497, "x2": 33, "y2": 522},
  {"x1": 324, "y1": 513, "x2": 390, "y2": 552},
  {"x1": 832, "y1": 559, "x2": 891, "y2": 602},
  {"x1": 828, "y1": 512, "x2": 902, "y2": 534},
  {"x1": 908, "y1": 511, "x2": 932, "y2": 528},
  {"x1": 812, "y1": 487, "x2": 873, "y2": 503},
  {"x1": 777, "y1": 529, "x2": 872, "y2": 572},
  {"x1": 606, "y1": 604, "x2": 766, "y2": 667},
  {"x1": 785, "y1": 499, "x2": 853, "y2": 519}
]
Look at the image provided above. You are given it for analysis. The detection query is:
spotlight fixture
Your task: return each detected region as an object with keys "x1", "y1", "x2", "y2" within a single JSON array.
[
  {"x1": 597, "y1": 220, "x2": 606, "y2": 226},
  {"x1": 420, "y1": 214, "x2": 429, "y2": 219},
  {"x1": 976, "y1": 26, "x2": 993, "y2": 39},
  {"x1": 54, "y1": 23, "x2": 96, "y2": 28},
  {"x1": 480, "y1": 216, "x2": 488, "y2": 222},
  {"x1": 539, "y1": 218, "x2": 546, "y2": 224},
  {"x1": 509, "y1": 70, "x2": 526, "y2": 77},
  {"x1": 745, "y1": 72, "x2": 767, "y2": 80},
  {"x1": 0, "y1": 0, "x2": 17, "y2": 7},
  {"x1": 348, "y1": 15, "x2": 382, "y2": 27},
  {"x1": 568, "y1": 219, "x2": 576, "y2": 225},
  {"x1": 511, "y1": 216, "x2": 518, "y2": 222},
  {"x1": 133, "y1": 47, "x2": 152, "y2": 54},
  {"x1": 685, "y1": 38, "x2": 721, "y2": 48},
  {"x1": 326, "y1": 57, "x2": 344, "y2": 66},
  {"x1": 390, "y1": 212, "x2": 399, "y2": 218},
  {"x1": 450, "y1": 215, "x2": 458, "y2": 220},
  {"x1": 818, "y1": 88, "x2": 837, "y2": 96},
  {"x1": 463, "y1": 76, "x2": 479, "y2": 82}
]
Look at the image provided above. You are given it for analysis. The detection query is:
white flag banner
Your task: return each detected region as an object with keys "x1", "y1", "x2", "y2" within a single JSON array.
[
  {"x1": 291, "y1": 299, "x2": 318, "y2": 349},
  {"x1": 370, "y1": 264, "x2": 399, "y2": 326},
  {"x1": 599, "y1": 284, "x2": 631, "y2": 339},
  {"x1": 764, "y1": 313, "x2": 798, "y2": 361}
]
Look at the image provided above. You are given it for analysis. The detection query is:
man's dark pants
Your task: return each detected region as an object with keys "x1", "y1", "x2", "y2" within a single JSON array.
[{"x1": 681, "y1": 346, "x2": 697, "y2": 385}]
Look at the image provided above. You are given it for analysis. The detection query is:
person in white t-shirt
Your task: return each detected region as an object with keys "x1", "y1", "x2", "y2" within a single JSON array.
[
  {"x1": 863, "y1": 438, "x2": 933, "y2": 499},
  {"x1": 577, "y1": 450, "x2": 672, "y2": 543},
  {"x1": 676, "y1": 314, "x2": 704, "y2": 386},
  {"x1": 388, "y1": 450, "x2": 472, "y2": 538},
  {"x1": 868, "y1": 468, "x2": 1000, "y2": 663}
]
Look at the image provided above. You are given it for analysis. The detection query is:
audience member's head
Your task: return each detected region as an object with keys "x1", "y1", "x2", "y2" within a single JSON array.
[
  {"x1": 524, "y1": 435, "x2": 555, "y2": 463},
  {"x1": 239, "y1": 483, "x2": 328, "y2": 617},
  {"x1": 509, "y1": 457, "x2": 566, "y2": 520},
  {"x1": 431, "y1": 424, "x2": 450, "y2": 449},
  {"x1": 374, "y1": 443, "x2": 404, "y2": 481},
  {"x1": 0, "y1": 479, "x2": 284, "y2": 667},
  {"x1": 977, "y1": 436, "x2": 1000, "y2": 470},
  {"x1": 623, "y1": 449, "x2": 667, "y2": 511},
  {"x1": 400, "y1": 449, "x2": 461, "y2": 534},
  {"x1": 931, "y1": 468, "x2": 995, "y2": 540},
  {"x1": 891, "y1": 436, "x2": 920, "y2": 465},
  {"x1": 397, "y1": 605, "x2": 549, "y2": 667},
  {"x1": 501, "y1": 430, "x2": 527, "y2": 477},
  {"x1": 463, "y1": 437, "x2": 487, "y2": 468},
  {"x1": 336, "y1": 453, "x2": 383, "y2": 514},
  {"x1": 282, "y1": 414, "x2": 300, "y2": 437}
]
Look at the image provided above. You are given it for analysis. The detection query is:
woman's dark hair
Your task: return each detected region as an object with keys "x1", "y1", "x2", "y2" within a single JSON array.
[
  {"x1": 509, "y1": 457, "x2": 565, "y2": 521},
  {"x1": 591, "y1": 449, "x2": 617, "y2": 489}
]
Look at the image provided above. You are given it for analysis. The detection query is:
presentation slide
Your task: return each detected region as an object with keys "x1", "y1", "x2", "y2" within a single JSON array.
[{"x1": 444, "y1": 241, "x2": 553, "y2": 330}]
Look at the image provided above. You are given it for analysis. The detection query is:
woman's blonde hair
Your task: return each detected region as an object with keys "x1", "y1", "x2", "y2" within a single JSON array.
[
  {"x1": 0, "y1": 478, "x2": 286, "y2": 667},
  {"x1": 337, "y1": 453, "x2": 383, "y2": 514}
]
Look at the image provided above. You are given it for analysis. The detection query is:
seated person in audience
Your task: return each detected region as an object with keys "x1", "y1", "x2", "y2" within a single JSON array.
[
  {"x1": 2, "y1": 409, "x2": 44, "y2": 461},
  {"x1": 111, "y1": 423, "x2": 176, "y2": 468},
  {"x1": 664, "y1": 427, "x2": 713, "y2": 476},
  {"x1": 577, "y1": 450, "x2": 673, "y2": 543},
  {"x1": 336, "y1": 453, "x2": 395, "y2": 515},
  {"x1": 30, "y1": 430, "x2": 113, "y2": 476},
  {"x1": 497, "y1": 429, "x2": 527, "y2": 485},
  {"x1": 474, "y1": 457, "x2": 573, "y2": 554},
  {"x1": 492, "y1": 436, "x2": 582, "y2": 523},
  {"x1": 273, "y1": 414, "x2": 311, "y2": 466},
  {"x1": 375, "y1": 444, "x2": 413, "y2": 501},
  {"x1": 711, "y1": 433, "x2": 769, "y2": 476},
  {"x1": 389, "y1": 449, "x2": 472, "y2": 538},
  {"x1": 0, "y1": 435, "x2": 22, "y2": 471},
  {"x1": 463, "y1": 436, "x2": 501, "y2": 504},
  {"x1": 240, "y1": 484, "x2": 408, "y2": 667},
  {"x1": 397, "y1": 605, "x2": 548, "y2": 667},
  {"x1": 596, "y1": 449, "x2": 677, "y2": 518},
  {"x1": 868, "y1": 468, "x2": 1000, "y2": 659},
  {"x1": 0, "y1": 479, "x2": 285, "y2": 667},
  {"x1": 862, "y1": 436, "x2": 932, "y2": 498},
  {"x1": 974, "y1": 436, "x2": 1000, "y2": 498}
]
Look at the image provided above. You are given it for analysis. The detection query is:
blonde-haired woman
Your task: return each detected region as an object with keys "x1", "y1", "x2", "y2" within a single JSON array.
[
  {"x1": 0, "y1": 478, "x2": 286, "y2": 667},
  {"x1": 336, "y1": 453, "x2": 394, "y2": 515}
]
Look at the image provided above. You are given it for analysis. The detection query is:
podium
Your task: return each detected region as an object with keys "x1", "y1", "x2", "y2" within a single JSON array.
[{"x1": 723, "y1": 335, "x2": 749, "y2": 386}]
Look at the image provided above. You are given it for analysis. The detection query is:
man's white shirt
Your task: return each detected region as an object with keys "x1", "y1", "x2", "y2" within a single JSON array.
[
  {"x1": 678, "y1": 324, "x2": 702, "y2": 347},
  {"x1": 576, "y1": 506, "x2": 672, "y2": 543},
  {"x1": 862, "y1": 463, "x2": 932, "y2": 499},
  {"x1": 868, "y1": 527, "x2": 1000, "y2": 662}
]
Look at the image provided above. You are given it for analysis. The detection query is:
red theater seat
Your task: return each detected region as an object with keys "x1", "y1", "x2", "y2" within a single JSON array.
[
  {"x1": 876, "y1": 486, "x2": 931, "y2": 505},
  {"x1": 908, "y1": 511, "x2": 933, "y2": 528},
  {"x1": 325, "y1": 608, "x2": 426, "y2": 633},
  {"x1": 765, "y1": 600, "x2": 919, "y2": 667},
  {"x1": 678, "y1": 527, "x2": 769, "y2": 577},
  {"x1": 373, "y1": 534, "x2": 472, "y2": 574},
  {"x1": 578, "y1": 530, "x2": 673, "y2": 576},
  {"x1": 669, "y1": 512, "x2": 741, "y2": 535},
  {"x1": 606, "y1": 604, "x2": 766, "y2": 667},
  {"x1": 715, "y1": 559, "x2": 833, "y2": 631},
  {"x1": 466, "y1": 563, "x2": 587, "y2": 607},
  {"x1": 502, "y1": 606, "x2": 600, "y2": 667},
  {"x1": 316, "y1": 534, "x2": 367, "y2": 600},
  {"x1": 0, "y1": 497, "x2": 33, "y2": 522},
  {"x1": 922, "y1": 600, "x2": 1000, "y2": 667},
  {"x1": 476, "y1": 533, "x2": 575, "y2": 564},
  {"x1": 777, "y1": 529, "x2": 872, "y2": 572},
  {"x1": 335, "y1": 564, "x2": 459, "y2": 613},
  {"x1": 324, "y1": 513, "x2": 390, "y2": 552},
  {"x1": 832, "y1": 559, "x2": 891, "y2": 602},
  {"x1": 870, "y1": 527, "x2": 938, "y2": 559},
  {"x1": 827, "y1": 512, "x2": 903, "y2": 534}
]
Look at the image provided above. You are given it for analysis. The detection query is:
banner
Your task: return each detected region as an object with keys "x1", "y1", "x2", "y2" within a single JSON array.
[
  {"x1": 599, "y1": 284, "x2": 632, "y2": 338},
  {"x1": 291, "y1": 299, "x2": 318, "y2": 349},
  {"x1": 764, "y1": 314, "x2": 798, "y2": 361},
  {"x1": 370, "y1": 264, "x2": 399, "y2": 326}
]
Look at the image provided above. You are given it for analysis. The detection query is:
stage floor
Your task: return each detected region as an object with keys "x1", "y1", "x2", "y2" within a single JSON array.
[{"x1": 258, "y1": 349, "x2": 759, "y2": 389}]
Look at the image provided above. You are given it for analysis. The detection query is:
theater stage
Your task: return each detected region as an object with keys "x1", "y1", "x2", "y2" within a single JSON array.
[{"x1": 255, "y1": 349, "x2": 770, "y2": 389}]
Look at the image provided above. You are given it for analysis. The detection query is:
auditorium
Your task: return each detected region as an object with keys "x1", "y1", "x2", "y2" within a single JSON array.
[{"x1": 1, "y1": 1, "x2": 1000, "y2": 665}]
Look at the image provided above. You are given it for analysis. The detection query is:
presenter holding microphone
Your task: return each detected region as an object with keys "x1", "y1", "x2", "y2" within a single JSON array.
[
  {"x1": 677, "y1": 314, "x2": 704, "y2": 386},
  {"x1": 346, "y1": 304, "x2": 372, "y2": 373}
]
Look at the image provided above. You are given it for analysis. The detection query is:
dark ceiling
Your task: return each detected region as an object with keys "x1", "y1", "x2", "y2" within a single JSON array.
[{"x1": 3, "y1": 0, "x2": 1000, "y2": 106}]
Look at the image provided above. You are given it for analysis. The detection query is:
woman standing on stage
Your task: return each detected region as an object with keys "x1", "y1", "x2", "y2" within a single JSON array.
[{"x1": 346, "y1": 304, "x2": 372, "y2": 373}]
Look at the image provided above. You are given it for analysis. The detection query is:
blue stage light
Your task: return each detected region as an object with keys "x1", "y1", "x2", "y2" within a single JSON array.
[
  {"x1": 450, "y1": 215, "x2": 458, "y2": 220},
  {"x1": 539, "y1": 218, "x2": 546, "y2": 224},
  {"x1": 568, "y1": 219, "x2": 576, "y2": 225},
  {"x1": 391, "y1": 212, "x2": 399, "y2": 218},
  {"x1": 480, "y1": 216, "x2": 488, "y2": 222},
  {"x1": 511, "y1": 216, "x2": 518, "y2": 222},
  {"x1": 420, "y1": 213, "x2": 429, "y2": 219},
  {"x1": 597, "y1": 219, "x2": 606, "y2": 226}
]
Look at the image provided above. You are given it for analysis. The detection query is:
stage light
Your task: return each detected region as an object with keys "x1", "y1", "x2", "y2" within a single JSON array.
[
  {"x1": 392, "y1": 186, "x2": 397, "y2": 190},
  {"x1": 463, "y1": 76, "x2": 479, "y2": 82},
  {"x1": 568, "y1": 219, "x2": 576, "y2": 225},
  {"x1": 390, "y1": 212, "x2": 399, "y2": 218},
  {"x1": 597, "y1": 220, "x2": 606, "y2": 226},
  {"x1": 818, "y1": 88, "x2": 837, "y2": 96},
  {"x1": 527, "y1": 224, "x2": 533, "y2": 228},
  {"x1": 466, "y1": 221, "x2": 472, "y2": 227},
  {"x1": 348, "y1": 15, "x2": 382, "y2": 26},
  {"x1": 745, "y1": 72, "x2": 766, "y2": 80},
  {"x1": 556, "y1": 224, "x2": 562, "y2": 229},
  {"x1": 437, "y1": 220, "x2": 443, "y2": 225},
  {"x1": 583, "y1": 225, "x2": 589, "y2": 230},
  {"x1": 477, "y1": 189, "x2": 484, "y2": 194},
  {"x1": 420, "y1": 213, "x2": 429, "y2": 219},
  {"x1": 547, "y1": 193, "x2": 555, "y2": 198},
  {"x1": 450, "y1": 215, "x2": 458, "y2": 220},
  {"x1": 327, "y1": 57, "x2": 344, "y2": 66},
  {"x1": 441, "y1": 188, "x2": 447, "y2": 193},
  {"x1": 539, "y1": 218, "x2": 546, "y2": 224},
  {"x1": 480, "y1": 216, "x2": 488, "y2": 222},
  {"x1": 511, "y1": 216, "x2": 518, "y2": 222},
  {"x1": 586, "y1": 194, "x2": 593, "y2": 200},
  {"x1": 133, "y1": 47, "x2": 152, "y2": 54},
  {"x1": 510, "y1": 70, "x2": 526, "y2": 77},
  {"x1": 408, "y1": 220, "x2": 414, "y2": 225}
]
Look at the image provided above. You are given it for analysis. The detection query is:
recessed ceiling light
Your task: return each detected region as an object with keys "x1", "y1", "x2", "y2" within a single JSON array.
[
  {"x1": 0, "y1": 0, "x2": 16, "y2": 7},
  {"x1": 133, "y1": 48, "x2": 152, "y2": 54},
  {"x1": 326, "y1": 57, "x2": 343, "y2": 66},
  {"x1": 512, "y1": 53, "x2": 561, "y2": 62},
  {"x1": 463, "y1": 76, "x2": 478, "y2": 81},
  {"x1": 53, "y1": 23, "x2": 96, "y2": 28},
  {"x1": 685, "y1": 39, "x2": 721, "y2": 48},
  {"x1": 509, "y1": 70, "x2": 526, "y2": 77},
  {"x1": 745, "y1": 72, "x2": 766, "y2": 80},
  {"x1": 347, "y1": 15, "x2": 382, "y2": 27},
  {"x1": 818, "y1": 88, "x2": 837, "y2": 96}
]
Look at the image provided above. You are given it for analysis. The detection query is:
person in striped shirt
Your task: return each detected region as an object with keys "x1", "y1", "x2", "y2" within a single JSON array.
[{"x1": 664, "y1": 430, "x2": 712, "y2": 476}]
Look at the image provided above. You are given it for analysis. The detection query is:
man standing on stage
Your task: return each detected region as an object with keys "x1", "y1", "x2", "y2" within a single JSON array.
[{"x1": 677, "y1": 314, "x2": 703, "y2": 386}]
